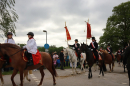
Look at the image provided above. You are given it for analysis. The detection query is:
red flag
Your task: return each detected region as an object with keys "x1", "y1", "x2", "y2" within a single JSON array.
[
  {"x1": 64, "y1": 26, "x2": 71, "y2": 40},
  {"x1": 87, "y1": 22, "x2": 91, "y2": 39}
]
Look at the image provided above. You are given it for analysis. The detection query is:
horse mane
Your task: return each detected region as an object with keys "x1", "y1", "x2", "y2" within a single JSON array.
[
  {"x1": 1, "y1": 43, "x2": 21, "y2": 49},
  {"x1": 101, "y1": 50, "x2": 108, "y2": 54}
]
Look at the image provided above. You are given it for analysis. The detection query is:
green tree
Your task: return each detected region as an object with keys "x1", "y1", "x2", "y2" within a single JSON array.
[
  {"x1": 99, "y1": 1, "x2": 130, "y2": 52},
  {"x1": 0, "y1": 0, "x2": 18, "y2": 37}
]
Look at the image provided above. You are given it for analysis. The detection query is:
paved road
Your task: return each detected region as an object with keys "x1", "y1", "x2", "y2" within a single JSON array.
[{"x1": 1, "y1": 63, "x2": 129, "y2": 86}]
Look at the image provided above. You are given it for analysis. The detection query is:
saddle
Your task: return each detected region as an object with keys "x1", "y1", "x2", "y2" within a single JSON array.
[{"x1": 75, "y1": 52, "x2": 78, "y2": 57}]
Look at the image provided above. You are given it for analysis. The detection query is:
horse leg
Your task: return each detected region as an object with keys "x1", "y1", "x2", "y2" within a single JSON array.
[
  {"x1": 71, "y1": 62, "x2": 74, "y2": 74},
  {"x1": 109, "y1": 64, "x2": 111, "y2": 73},
  {"x1": 20, "y1": 70, "x2": 24, "y2": 86},
  {"x1": 124, "y1": 65, "x2": 126, "y2": 72},
  {"x1": 38, "y1": 67, "x2": 44, "y2": 86},
  {"x1": 23, "y1": 70, "x2": 31, "y2": 83},
  {"x1": 88, "y1": 67, "x2": 91, "y2": 79},
  {"x1": 46, "y1": 65, "x2": 56, "y2": 85},
  {"x1": 98, "y1": 66, "x2": 101, "y2": 77},
  {"x1": 11, "y1": 69, "x2": 18, "y2": 86},
  {"x1": 74, "y1": 62, "x2": 78, "y2": 74},
  {"x1": 0, "y1": 69, "x2": 4, "y2": 86},
  {"x1": 128, "y1": 70, "x2": 130, "y2": 86},
  {"x1": 90, "y1": 67, "x2": 92, "y2": 78}
]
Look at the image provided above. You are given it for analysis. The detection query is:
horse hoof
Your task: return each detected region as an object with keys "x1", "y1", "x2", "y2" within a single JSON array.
[
  {"x1": 29, "y1": 79, "x2": 31, "y2": 82},
  {"x1": 98, "y1": 75, "x2": 101, "y2": 78},
  {"x1": 53, "y1": 82, "x2": 56, "y2": 85}
]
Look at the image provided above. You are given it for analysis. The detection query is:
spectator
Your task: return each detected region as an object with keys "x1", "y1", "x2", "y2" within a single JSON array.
[
  {"x1": 53, "y1": 52, "x2": 58, "y2": 68},
  {"x1": 59, "y1": 50, "x2": 64, "y2": 70}
]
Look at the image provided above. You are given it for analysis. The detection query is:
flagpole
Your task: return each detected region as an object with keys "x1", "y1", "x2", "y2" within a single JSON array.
[
  {"x1": 65, "y1": 21, "x2": 69, "y2": 47},
  {"x1": 85, "y1": 19, "x2": 89, "y2": 45}
]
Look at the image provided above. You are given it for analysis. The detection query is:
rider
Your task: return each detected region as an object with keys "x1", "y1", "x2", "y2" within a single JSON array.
[
  {"x1": 23, "y1": 32, "x2": 38, "y2": 66},
  {"x1": 69, "y1": 39, "x2": 80, "y2": 62},
  {"x1": 106, "y1": 44, "x2": 114, "y2": 61},
  {"x1": 88, "y1": 37, "x2": 99, "y2": 65},
  {"x1": 5, "y1": 32, "x2": 15, "y2": 65},
  {"x1": 99, "y1": 46, "x2": 103, "y2": 51},
  {"x1": 117, "y1": 48, "x2": 122, "y2": 56}
]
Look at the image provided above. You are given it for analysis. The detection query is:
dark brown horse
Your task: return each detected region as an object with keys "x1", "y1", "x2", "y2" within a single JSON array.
[
  {"x1": 80, "y1": 43, "x2": 106, "y2": 79},
  {"x1": 0, "y1": 43, "x2": 57, "y2": 86},
  {"x1": 100, "y1": 50, "x2": 115, "y2": 72}
]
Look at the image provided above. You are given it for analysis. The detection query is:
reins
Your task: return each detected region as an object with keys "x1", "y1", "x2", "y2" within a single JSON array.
[{"x1": 9, "y1": 49, "x2": 23, "y2": 57}]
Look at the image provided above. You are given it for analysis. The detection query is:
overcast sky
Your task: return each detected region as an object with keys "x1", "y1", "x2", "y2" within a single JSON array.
[{"x1": 0, "y1": 0, "x2": 128, "y2": 47}]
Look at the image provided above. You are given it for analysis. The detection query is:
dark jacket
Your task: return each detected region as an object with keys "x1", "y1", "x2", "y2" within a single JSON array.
[
  {"x1": 59, "y1": 52, "x2": 64, "y2": 61},
  {"x1": 106, "y1": 47, "x2": 113, "y2": 54},
  {"x1": 88, "y1": 41, "x2": 98, "y2": 52},
  {"x1": 69, "y1": 43, "x2": 80, "y2": 52}
]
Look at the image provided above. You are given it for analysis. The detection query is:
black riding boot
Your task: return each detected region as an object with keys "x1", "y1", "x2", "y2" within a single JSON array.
[
  {"x1": 25, "y1": 51, "x2": 33, "y2": 66},
  {"x1": 4, "y1": 54, "x2": 10, "y2": 65}
]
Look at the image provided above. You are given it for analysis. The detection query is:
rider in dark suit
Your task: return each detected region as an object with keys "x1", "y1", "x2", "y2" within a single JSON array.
[
  {"x1": 106, "y1": 44, "x2": 114, "y2": 61},
  {"x1": 88, "y1": 37, "x2": 99, "y2": 65},
  {"x1": 69, "y1": 39, "x2": 80, "y2": 62}
]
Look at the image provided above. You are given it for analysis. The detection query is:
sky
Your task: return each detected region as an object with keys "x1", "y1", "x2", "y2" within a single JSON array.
[{"x1": 0, "y1": 0, "x2": 128, "y2": 47}]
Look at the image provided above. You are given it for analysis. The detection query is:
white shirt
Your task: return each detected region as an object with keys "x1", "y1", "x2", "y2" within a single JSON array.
[
  {"x1": 5, "y1": 38, "x2": 15, "y2": 44},
  {"x1": 23, "y1": 38, "x2": 37, "y2": 54},
  {"x1": 53, "y1": 54, "x2": 58, "y2": 61}
]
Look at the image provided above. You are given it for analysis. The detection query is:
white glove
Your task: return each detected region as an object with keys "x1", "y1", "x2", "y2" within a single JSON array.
[
  {"x1": 91, "y1": 49, "x2": 93, "y2": 51},
  {"x1": 23, "y1": 46, "x2": 26, "y2": 49}
]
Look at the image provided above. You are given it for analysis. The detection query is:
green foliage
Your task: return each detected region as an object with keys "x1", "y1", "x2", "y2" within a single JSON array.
[
  {"x1": 17, "y1": 43, "x2": 26, "y2": 48},
  {"x1": 99, "y1": 1, "x2": 130, "y2": 52},
  {"x1": 0, "y1": 0, "x2": 18, "y2": 37}
]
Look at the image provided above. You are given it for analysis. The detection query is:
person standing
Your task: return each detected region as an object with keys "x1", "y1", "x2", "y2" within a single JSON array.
[
  {"x1": 53, "y1": 52, "x2": 58, "y2": 68},
  {"x1": 59, "y1": 50, "x2": 64, "y2": 70}
]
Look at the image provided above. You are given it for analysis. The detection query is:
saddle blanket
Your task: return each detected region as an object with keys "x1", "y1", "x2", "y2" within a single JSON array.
[
  {"x1": 93, "y1": 53, "x2": 102, "y2": 60},
  {"x1": 23, "y1": 50, "x2": 43, "y2": 65}
]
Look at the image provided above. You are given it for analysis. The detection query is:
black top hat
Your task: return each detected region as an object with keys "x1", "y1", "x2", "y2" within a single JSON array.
[
  {"x1": 107, "y1": 44, "x2": 110, "y2": 46},
  {"x1": 92, "y1": 37, "x2": 95, "y2": 40},
  {"x1": 75, "y1": 39, "x2": 78, "y2": 42}
]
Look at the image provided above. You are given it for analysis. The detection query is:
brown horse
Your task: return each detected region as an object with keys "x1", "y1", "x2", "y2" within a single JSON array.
[
  {"x1": 116, "y1": 53, "x2": 122, "y2": 66},
  {"x1": 0, "y1": 43, "x2": 57, "y2": 86},
  {"x1": 100, "y1": 50, "x2": 115, "y2": 72}
]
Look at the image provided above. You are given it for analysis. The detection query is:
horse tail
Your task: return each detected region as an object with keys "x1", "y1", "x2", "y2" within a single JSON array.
[{"x1": 50, "y1": 54, "x2": 57, "y2": 77}]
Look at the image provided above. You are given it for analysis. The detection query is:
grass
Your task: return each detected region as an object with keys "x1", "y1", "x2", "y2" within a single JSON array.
[{"x1": 2, "y1": 70, "x2": 14, "y2": 75}]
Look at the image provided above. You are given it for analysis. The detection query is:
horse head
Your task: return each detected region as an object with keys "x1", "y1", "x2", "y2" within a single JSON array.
[
  {"x1": 80, "y1": 42, "x2": 88, "y2": 52},
  {"x1": 63, "y1": 48, "x2": 68, "y2": 57}
]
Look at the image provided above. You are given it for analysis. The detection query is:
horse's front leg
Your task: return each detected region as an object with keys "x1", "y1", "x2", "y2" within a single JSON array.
[
  {"x1": 70, "y1": 62, "x2": 74, "y2": 75},
  {"x1": 20, "y1": 70, "x2": 24, "y2": 86},
  {"x1": 11, "y1": 69, "x2": 18, "y2": 86},
  {"x1": 124, "y1": 64, "x2": 126, "y2": 72},
  {"x1": 0, "y1": 69, "x2": 4, "y2": 86},
  {"x1": 74, "y1": 62, "x2": 78, "y2": 74},
  {"x1": 109, "y1": 64, "x2": 111, "y2": 73},
  {"x1": 88, "y1": 67, "x2": 91, "y2": 79}
]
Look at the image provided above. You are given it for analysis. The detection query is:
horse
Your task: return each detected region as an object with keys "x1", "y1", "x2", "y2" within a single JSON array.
[
  {"x1": 80, "y1": 43, "x2": 106, "y2": 79},
  {"x1": 0, "y1": 43, "x2": 57, "y2": 86},
  {"x1": 123, "y1": 46, "x2": 130, "y2": 86},
  {"x1": 116, "y1": 52, "x2": 122, "y2": 67},
  {"x1": 0, "y1": 60, "x2": 31, "y2": 86},
  {"x1": 100, "y1": 50, "x2": 115, "y2": 72},
  {"x1": 63, "y1": 47, "x2": 78, "y2": 74}
]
